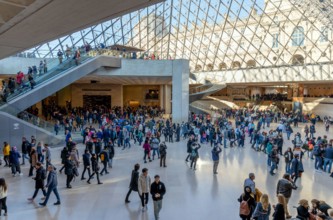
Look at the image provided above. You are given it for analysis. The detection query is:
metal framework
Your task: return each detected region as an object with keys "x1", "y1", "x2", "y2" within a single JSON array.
[{"x1": 22, "y1": 0, "x2": 333, "y2": 82}]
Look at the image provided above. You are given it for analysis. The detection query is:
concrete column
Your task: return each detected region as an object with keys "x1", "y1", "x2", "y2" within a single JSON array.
[
  {"x1": 120, "y1": 85, "x2": 123, "y2": 109},
  {"x1": 159, "y1": 85, "x2": 164, "y2": 110},
  {"x1": 165, "y1": 85, "x2": 171, "y2": 115},
  {"x1": 172, "y1": 59, "x2": 189, "y2": 123}
]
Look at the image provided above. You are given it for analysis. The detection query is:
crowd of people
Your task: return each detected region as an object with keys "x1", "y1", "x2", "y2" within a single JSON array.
[{"x1": 1, "y1": 105, "x2": 333, "y2": 219}]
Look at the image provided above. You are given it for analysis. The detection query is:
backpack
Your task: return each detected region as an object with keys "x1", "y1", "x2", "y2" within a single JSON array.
[
  {"x1": 100, "y1": 153, "x2": 105, "y2": 162},
  {"x1": 313, "y1": 146, "x2": 321, "y2": 156},
  {"x1": 239, "y1": 197, "x2": 251, "y2": 216}
]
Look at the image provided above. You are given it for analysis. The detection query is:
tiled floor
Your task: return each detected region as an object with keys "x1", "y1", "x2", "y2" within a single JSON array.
[{"x1": 1, "y1": 121, "x2": 333, "y2": 220}]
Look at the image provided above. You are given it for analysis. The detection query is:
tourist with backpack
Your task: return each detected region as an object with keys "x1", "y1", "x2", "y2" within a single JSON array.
[
  {"x1": 211, "y1": 143, "x2": 222, "y2": 174},
  {"x1": 238, "y1": 186, "x2": 256, "y2": 220},
  {"x1": 28, "y1": 162, "x2": 47, "y2": 201},
  {"x1": 99, "y1": 147, "x2": 109, "y2": 175},
  {"x1": 313, "y1": 144, "x2": 324, "y2": 171}
]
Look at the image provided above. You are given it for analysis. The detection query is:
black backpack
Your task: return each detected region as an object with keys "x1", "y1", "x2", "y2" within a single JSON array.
[{"x1": 313, "y1": 146, "x2": 321, "y2": 156}]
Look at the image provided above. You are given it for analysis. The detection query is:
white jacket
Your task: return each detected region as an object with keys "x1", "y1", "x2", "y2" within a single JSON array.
[
  {"x1": 0, "y1": 186, "x2": 7, "y2": 199},
  {"x1": 138, "y1": 174, "x2": 151, "y2": 195}
]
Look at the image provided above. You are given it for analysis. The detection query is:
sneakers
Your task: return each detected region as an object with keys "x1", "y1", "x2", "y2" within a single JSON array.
[
  {"x1": 98, "y1": 182, "x2": 103, "y2": 185},
  {"x1": 54, "y1": 201, "x2": 61, "y2": 205},
  {"x1": 19, "y1": 173, "x2": 23, "y2": 176},
  {"x1": 87, "y1": 181, "x2": 91, "y2": 184},
  {"x1": 125, "y1": 200, "x2": 130, "y2": 203},
  {"x1": 39, "y1": 203, "x2": 46, "y2": 206}
]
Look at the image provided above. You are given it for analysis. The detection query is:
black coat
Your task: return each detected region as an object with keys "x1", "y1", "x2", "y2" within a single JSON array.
[
  {"x1": 82, "y1": 153, "x2": 91, "y2": 166},
  {"x1": 273, "y1": 203, "x2": 285, "y2": 220},
  {"x1": 129, "y1": 170, "x2": 139, "y2": 191},
  {"x1": 64, "y1": 159, "x2": 74, "y2": 176},
  {"x1": 296, "y1": 206, "x2": 310, "y2": 219},
  {"x1": 35, "y1": 167, "x2": 46, "y2": 189},
  {"x1": 91, "y1": 157, "x2": 99, "y2": 172}
]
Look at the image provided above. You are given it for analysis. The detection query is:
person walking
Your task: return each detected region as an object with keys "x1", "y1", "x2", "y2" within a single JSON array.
[
  {"x1": 28, "y1": 162, "x2": 47, "y2": 202},
  {"x1": 211, "y1": 143, "x2": 222, "y2": 174},
  {"x1": 0, "y1": 178, "x2": 8, "y2": 216},
  {"x1": 9, "y1": 146, "x2": 22, "y2": 176},
  {"x1": 3, "y1": 142, "x2": 10, "y2": 167},
  {"x1": 39, "y1": 165, "x2": 61, "y2": 206},
  {"x1": 81, "y1": 149, "x2": 91, "y2": 180},
  {"x1": 125, "y1": 163, "x2": 140, "y2": 203},
  {"x1": 276, "y1": 174, "x2": 297, "y2": 219},
  {"x1": 59, "y1": 147, "x2": 68, "y2": 173},
  {"x1": 291, "y1": 154, "x2": 301, "y2": 185},
  {"x1": 284, "y1": 148, "x2": 293, "y2": 175},
  {"x1": 150, "y1": 175, "x2": 166, "y2": 220},
  {"x1": 107, "y1": 141, "x2": 115, "y2": 168},
  {"x1": 138, "y1": 168, "x2": 151, "y2": 211},
  {"x1": 143, "y1": 140, "x2": 152, "y2": 163},
  {"x1": 64, "y1": 156, "x2": 75, "y2": 188},
  {"x1": 21, "y1": 137, "x2": 30, "y2": 165},
  {"x1": 99, "y1": 146, "x2": 109, "y2": 175},
  {"x1": 159, "y1": 142, "x2": 167, "y2": 167},
  {"x1": 87, "y1": 153, "x2": 103, "y2": 185}
]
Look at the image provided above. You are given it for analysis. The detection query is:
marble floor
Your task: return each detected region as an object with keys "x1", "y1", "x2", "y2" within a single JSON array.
[{"x1": 1, "y1": 121, "x2": 333, "y2": 220}]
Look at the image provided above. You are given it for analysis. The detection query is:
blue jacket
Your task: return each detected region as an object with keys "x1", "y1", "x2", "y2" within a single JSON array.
[
  {"x1": 324, "y1": 147, "x2": 333, "y2": 159},
  {"x1": 211, "y1": 146, "x2": 222, "y2": 161},
  {"x1": 9, "y1": 151, "x2": 21, "y2": 164}
]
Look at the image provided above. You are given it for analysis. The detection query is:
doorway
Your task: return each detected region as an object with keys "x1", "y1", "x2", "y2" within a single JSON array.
[{"x1": 83, "y1": 95, "x2": 111, "y2": 108}]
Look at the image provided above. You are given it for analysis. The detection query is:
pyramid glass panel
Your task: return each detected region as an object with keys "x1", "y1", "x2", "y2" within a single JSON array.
[{"x1": 21, "y1": 0, "x2": 333, "y2": 78}]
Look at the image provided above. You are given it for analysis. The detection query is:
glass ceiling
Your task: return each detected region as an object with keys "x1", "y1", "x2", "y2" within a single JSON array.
[{"x1": 22, "y1": 0, "x2": 333, "y2": 73}]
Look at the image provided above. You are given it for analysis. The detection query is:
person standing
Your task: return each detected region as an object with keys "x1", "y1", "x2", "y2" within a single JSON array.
[
  {"x1": 0, "y1": 178, "x2": 8, "y2": 216},
  {"x1": 57, "y1": 49, "x2": 63, "y2": 64},
  {"x1": 272, "y1": 194, "x2": 286, "y2": 220},
  {"x1": 107, "y1": 141, "x2": 115, "y2": 168},
  {"x1": 28, "y1": 162, "x2": 47, "y2": 201},
  {"x1": 39, "y1": 165, "x2": 61, "y2": 206},
  {"x1": 211, "y1": 143, "x2": 222, "y2": 174},
  {"x1": 138, "y1": 168, "x2": 151, "y2": 211},
  {"x1": 81, "y1": 150, "x2": 91, "y2": 180},
  {"x1": 159, "y1": 142, "x2": 167, "y2": 167},
  {"x1": 29, "y1": 147, "x2": 38, "y2": 177},
  {"x1": 190, "y1": 142, "x2": 201, "y2": 170},
  {"x1": 125, "y1": 164, "x2": 140, "y2": 203},
  {"x1": 21, "y1": 137, "x2": 30, "y2": 165},
  {"x1": 284, "y1": 148, "x2": 293, "y2": 175},
  {"x1": 151, "y1": 136, "x2": 160, "y2": 160},
  {"x1": 252, "y1": 194, "x2": 271, "y2": 220},
  {"x1": 244, "y1": 173, "x2": 256, "y2": 196},
  {"x1": 44, "y1": 144, "x2": 51, "y2": 172},
  {"x1": 238, "y1": 186, "x2": 256, "y2": 220},
  {"x1": 269, "y1": 146, "x2": 279, "y2": 176},
  {"x1": 87, "y1": 153, "x2": 103, "y2": 185},
  {"x1": 143, "y1": 140, "x2": 152, "y2": 163},
  {"x1": 150, "y1": 175, "x2": 166, "y2": 220},
  {"x1": 276, "y1": 174, "x2": 297, "y2": 219}
]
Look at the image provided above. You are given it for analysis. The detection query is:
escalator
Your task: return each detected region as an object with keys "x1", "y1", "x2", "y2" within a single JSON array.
[
  {"x1": 0, "y1": 55, "x2": 121, "y2": 115},
  {"x1": 189, "y1": 83, "x2": 226, "y2": 103}
]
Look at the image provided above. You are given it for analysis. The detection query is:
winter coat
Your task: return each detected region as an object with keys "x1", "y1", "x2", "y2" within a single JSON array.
[
  {"x1": 129, "y1": 170, "x2": 139, "y2": 191},
  {"x1": 138, "y1": 174, "x2": 151, "y2": 195},
  {"x1": 35, "y1": 167, "x2": 46, "y2": 189}
]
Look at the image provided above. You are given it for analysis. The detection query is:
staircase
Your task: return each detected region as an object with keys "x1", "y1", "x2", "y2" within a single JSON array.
[{"x1": 189, "y1": 83, "x2": 226, "y2": 103}]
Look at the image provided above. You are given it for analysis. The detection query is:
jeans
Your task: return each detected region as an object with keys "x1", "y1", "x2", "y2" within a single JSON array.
[
  {"x1": 270, "y1": 161, "x2": 277, "y2": 174},
  {"x1": 42, "y1": 187, "x2": 60, "y2": 205},
  {"x1": 190, "y1": 157, "x2": 198, "y2": 169},
  {"x1": 315, "y1": 156, "x2": 323, "y2": 170},
  {"x1": 124, "y1": 138, "x2": 131, "y2": 148},
  {"x1": 152, "y1": 149, "x2": 160, "y2": 160},
  {"x1": 32, "y1": 188, "x2": 47, "y2": 199},
  {"x1": 22, "y1": 153, "x2": 29, "y2": 164},
  {"x1": 267, "y1": 156, "x2": 272, "y2": 166},
  {"x1": 153, "y1": 200, "x2": 163, "y2": 220},
  {"x1": 213, "y1": 160, "x2": 219, "y2": 173},
  {"x1": 11, "y1": 163, "x2": 21, "y2": 174},
  {"x1": 286, "y1": 132, "x2": 291, "y2": 140},
  {"x1": 285, "y1": 162, "x2": 291, "y2": 174},
  {"x1": 108, "y1": 158, "x2": 113, "y2": 167},
  {"x1": 323, "y1": 158, "x2": 333, "y2": 173},
  {"x1": 140, "y1": 192, "x2": 149, "y2": 207}
]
